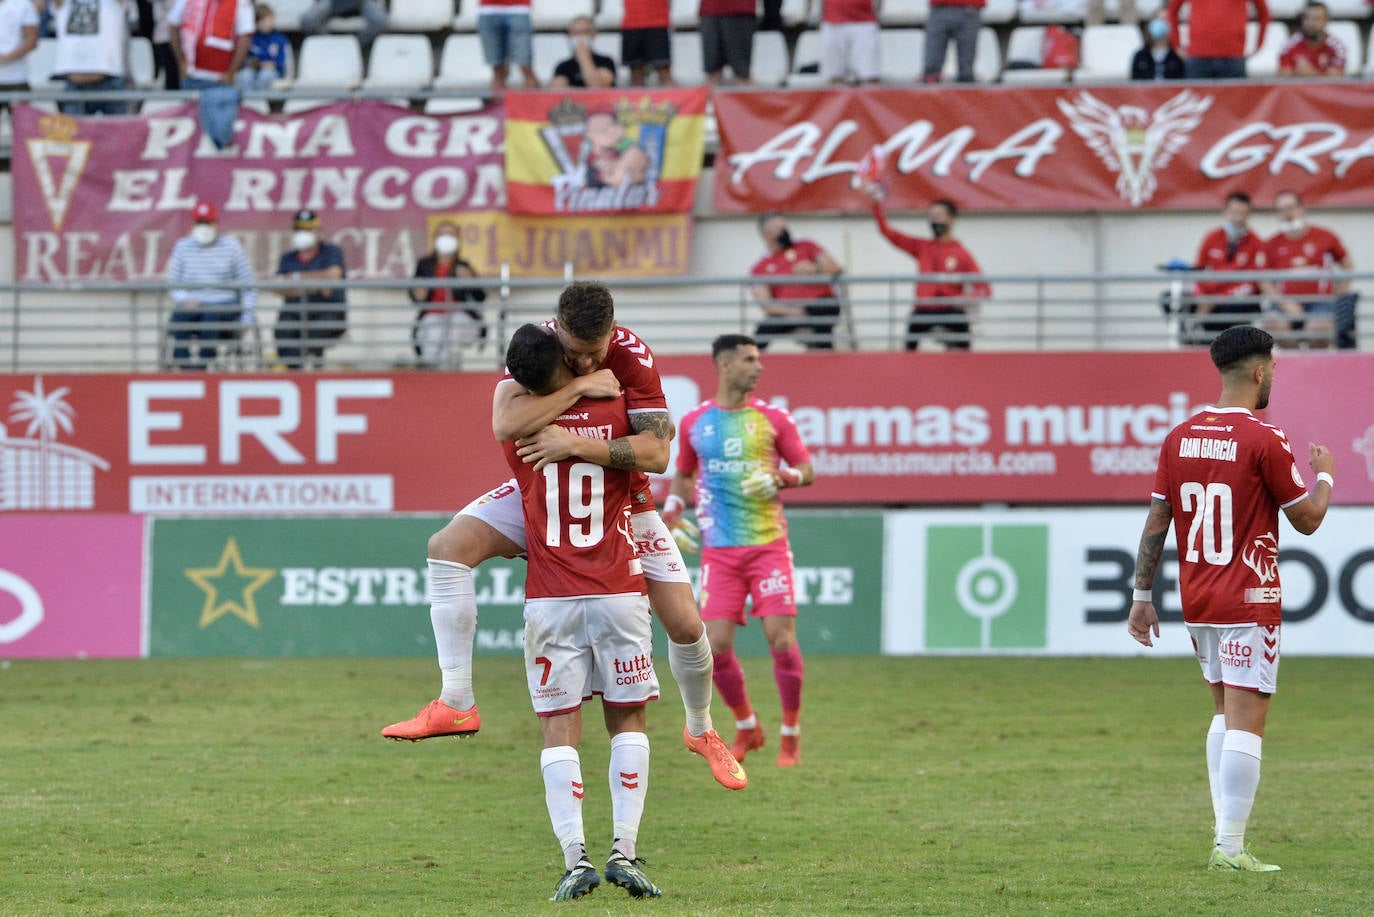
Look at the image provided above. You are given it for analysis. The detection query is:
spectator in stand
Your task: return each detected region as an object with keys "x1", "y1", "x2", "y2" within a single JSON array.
[
  {"x1": 701, "y1": 0, "x2": 755, "y2": 85},
  {"x1": 820, "y1": 0, "x2": 880, "y2": 85},
  {"x1": 1260, "y1": 190, "x2": 1352, "y2": 349},
  {"x1": 621, "y1": 0, "x2": 672, "y2": 86},
  {"x1": 50, "y1": 0, "x2": 129, "y2": 116},
  {"x1": 300, "y1": 0, "x2": 385, "y2": 54},
  {"x1": 924, "y1": 0, "x2": 982, "y2": 83},
  {"x1": 550, "y1": 15, "x2": 616, "y2": 89},
  {"x1": 1088, "y1": 0, "x2": 1137, "y2": 26},
  {"x1": 477, "y1": 0, "x2": 538, "y2": 92},
  {"x1": 0, "y1": 0, "x2": 40, "y2": 100},
  {"x1": 1132, "y1": 16, "x2": 1186, "y2": 80},
  {"x1": 1167, "y1": 0, "x2": 1269, "y2": 80},
  {"x1": 167, "y1": 0, "x2": 254, "y2": 89},
  {"x1": 236, "y1": 3, "x2": 288, "y2": 90},
  {"x1": 166, "y1": 201, "x2": 257, "y2": 371},
  {"x1": 865, "y1": 185, "x2": 989, "y2": 351},
  {"x1": 1278, "y1": 2, "x2": 1346, "y2": 77},
  {"x1": 1188, "y1": 192, "x2": 1267, "y2": 342},
  {"x1": 410, "y1": 221, "x2": 487, "y2": 368},
  {"x1": 152, "y1": 0, "x2": 179, "y2": 89},
  {"x1": 748, "y1": 213, "x2": 844, "y2": 351},
  {"x1": 275, "y1": 209, "x2": 348, "y2": 370}
]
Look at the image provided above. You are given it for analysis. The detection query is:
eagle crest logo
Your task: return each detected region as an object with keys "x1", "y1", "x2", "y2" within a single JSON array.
[{"x1": 1241, "y1": 532, "x2": 1280, "y2": 585}]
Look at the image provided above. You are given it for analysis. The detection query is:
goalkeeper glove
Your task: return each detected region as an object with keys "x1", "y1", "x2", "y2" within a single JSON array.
[
  {"x1": 740, "y1": 468, "x2": 780, "y2": 500},
  {"x1": 669, "y1": 518, "x2": 700, "y2": 554}
]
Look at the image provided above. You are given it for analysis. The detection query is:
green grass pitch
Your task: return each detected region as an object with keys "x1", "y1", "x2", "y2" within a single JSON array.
[{"x1": 2, "y1": 656, "x2": 1371, "y2": 915}]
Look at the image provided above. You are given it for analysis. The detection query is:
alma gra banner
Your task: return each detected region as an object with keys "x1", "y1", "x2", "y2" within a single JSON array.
[
  {"x1": 3, "y1": 351, "x2": 1372, "y2": 513},
  {"x1": 713, "y1": 82, "x2": 1374, "y2": 214},
  {"x1": 503, "y1": 88, "x2": 709, "y2": 215}
]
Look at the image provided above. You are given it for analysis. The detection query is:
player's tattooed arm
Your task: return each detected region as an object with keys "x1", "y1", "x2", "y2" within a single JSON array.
[
  {"x1": 515, "y1": 414, "x2": 669, "y2": 474},
  {"x1": 606, "y1": 438, "x2": 636, "y2": 470},
  {"x1": 1133, "y1": 499, "x2": 1173, "y2": 591}
]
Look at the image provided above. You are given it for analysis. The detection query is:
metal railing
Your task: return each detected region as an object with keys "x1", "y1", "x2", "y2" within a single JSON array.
[{"x1": 1, "y1": 269, "x2": 1366, "y2": 373}]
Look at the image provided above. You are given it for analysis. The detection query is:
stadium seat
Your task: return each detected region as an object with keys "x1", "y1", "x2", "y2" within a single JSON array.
[
  {"x1": 595, "y1": 0, "x2": 624, "y2": 30},
  {"x1": 271, "y1": 0, "x2": 314, "y2": 31},
  {"x1": 1134, "y1": 0, "x2": 1164, "y2": 16},
  {"x1": 280, "y1": 96, "x2": 335, "y2": 113},
  {"x1": 1017, "y1": 0, "x2": 1084, "y2": 25},
  {"x1": 452, "y1": 0, "x2": 478, "y2": 31},
  {"x1": 1322, "y1": 0, "x2": 1369, "y2": 16},
  {"x1": 670, "y1": 31, "x2": 705, "y2": 84},
  {"x1": 532, "y1": 0, "x2": 592, "y2": 31},
  {"x1": 128, "y1": 37, "x2": 156, "y2": 89},
  {"x1": 1324, "y1": 20, "x2": 1363, "y2": 76},
  {"x1": 879, "y1": 28, "x2": 924, "y2": 82},
  {"x1": 940, "y1": 25, "x2": 1001, "y2": 82},
  {"x1": 788, "y1": 28, "x2": 829, "y2": 87},
  {"x1": 1244, "y1": 21, "x2": 1290, "y2": 77},
  {"x1": 531, "y1": 31, "x2": 567, "y2": 84},
  {"x1": 423, "y1": 96, "x2": 486, "y2": 113},
  {"x1": 1076, "y1": 23, "x2": 1141, "y2": 82},
  {"x1": 780, "y1": 0, "x2": 816, "y2": 27},
  {"x1": 293, "y1": 35, "x2": 365, "y2": 89},
  {"x1": 670, "y1": 0, "x2": 697, "y2": 29},
  {"x1": 362, "y1": 34, "x2": 434, "y2": 90},
  {"x1": 1265, "y1": 0, "x2": 1303, "y2": 17},
  {"x1": 388, "y1": 0, "x2": 453, "y2": 31},
  {"x1": 752, "y1": 30, "x2": 790, "y2": 86},
  {"x1": 136, "y1": 98, "x2": 186, "y2": 115},
  {"x1": 434, "y1": 33, "x2": 492, "y2": 89},
  {"x1": 880, "y1": 0, "x2": 929, "y2": 26},
  {"x1": 982, "y1": 0, "x2": 1018, "y2": 24},
  {"x1": 1000, "y1": 25, "x2": 1073, "y2": 83}
]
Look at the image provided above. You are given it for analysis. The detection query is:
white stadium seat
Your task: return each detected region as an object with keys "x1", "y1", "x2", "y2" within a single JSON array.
[
  {"x1": 362, "y1": 34, "x2": 435, "y2": 90},
  {"x1": 752, "y1": 30, "x2": 790, "y2": 86},
  {"x1": 532, "y1": 0, "x2": 592, "y2": 31},
  {"x1": 388, "y1": 0, "x2": 453, "y2": 31},
  {"x1": 1322, "y1": 0, "x2": 1369, "y2": 16},
  {"x1": 1323, "y1": 20, "x2": 1363, "y2": 76},
  {"x1": 1245, "y1": 21, "x2": 1291, "y2": 78},
  {"x1": 1076, "y1": 23, "x2": 1142, "y2": 82},
  {"x1": 26, "y1": 37, "x2": 59, "y2": 87},
  {"x1": 670, "y1": 30, "x2": 705, "y2": 84},
  {"x1": 982, "y1": 0, "x2": 1018, "y2": 24},
  {"x1": 879, "y1": 28, "x2": 924, "y2": 82},
  {"x1": 880, "y1": 0, "x2": 929, "y2": 26},
  {"x1": 434, "y1": 33, "x2": 492, "y2": 90},
  {"x1": 128, "y1": 37, "x2": 157, "y2": 89},
  {"x1": 595, "y1": 0, "x2": 624, "y2": 30},
  {"x1": 1001, "y1": 25, "x2": 1074, "y2": 83},
  {"x1": 670, "y1": 0, "x2": 697, "y2": 29},
  {"x1": 789, "y1": 28, "x2": 830, "y2": 88},
  {"x1": 1018, "y1": 0, "x2": 1084, "y2": 25},
  {"x1": 1265, "y1": 0, "x2": 1304, "y2": 18},
  {"x1": 452, "y1": 0, "x2": 478, "y2": 31},
  {"x1": 423, "y1": 96, "x2": 486, "y2": 114},
  {"x1": 271, "y1": 0, "x2": 314, "y2": 31},
  {"x1": 531, "y1": 31, "x2": 567, "y2": 85},
  {"x1": 293, "y1": 35, "x2": 365, "y2": 89}
]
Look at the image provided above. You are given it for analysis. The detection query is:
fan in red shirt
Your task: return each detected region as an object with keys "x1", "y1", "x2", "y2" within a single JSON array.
[
  {"x1": 1260, "y1": 189, "x2": 1352, "y2": 349},
  {"x1": 748, "y1": 212, "x2": 845, "y2": 351},
  {"x1": 1129, "y1": 324, "x2": 1333, "y2": 874},
  {"x1": 1167, "y1": 0, "x2": 1269, "y2": 79},
  {"x1": 1278, "y1": 2, "x2": 1346, "y2": 77},
  {"x1": 1188, "y1": 192, "x2": 1267, "y2": 342},
  {"x1": 620, "y1": 0, "x2": 673, "y2": 86},
  {"x1": 867, "y1": 188, "x2": 990, "y2": 351}
]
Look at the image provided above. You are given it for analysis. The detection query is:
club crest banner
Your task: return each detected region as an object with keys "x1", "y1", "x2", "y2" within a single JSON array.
[
  {"x1": 504, "y1": 88, "x2": 710, "y2": 215},
  {"x1": 713, "y1": 83, "x2": 1374, "y2": 213}
]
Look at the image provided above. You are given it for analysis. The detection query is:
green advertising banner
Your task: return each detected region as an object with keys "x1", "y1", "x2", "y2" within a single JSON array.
[
  {"x1": 149, "y1": 511, "x2": 884, "y2": 658},
  {"x1": 923, "y1": 523, "x2": 1050, "y2": 651}
]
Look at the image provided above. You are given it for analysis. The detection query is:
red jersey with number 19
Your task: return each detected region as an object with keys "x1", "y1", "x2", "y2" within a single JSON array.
[
  {"x1": 1152, "y1": 406, "x2": 1309, "y2": 627},
  {"x1": 503, "y1": 396, "x2": 645, "y2": 600}
]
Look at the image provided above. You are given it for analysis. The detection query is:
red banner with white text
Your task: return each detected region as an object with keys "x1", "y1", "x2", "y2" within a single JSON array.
[
  {"x1": 2, "y1": 352, "x2": 1371, "y2": 513},
  {"x1": 713, "y1": 83, "x2": 1374, "y2": 214}
]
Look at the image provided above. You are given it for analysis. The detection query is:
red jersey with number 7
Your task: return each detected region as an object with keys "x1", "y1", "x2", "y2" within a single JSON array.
[
  {"x1": 1151, "y1": 405, "x2": 1308, "y2": 627},
  {"x1": 503, "y1": 395, "x2": 646, "y2": 600}
]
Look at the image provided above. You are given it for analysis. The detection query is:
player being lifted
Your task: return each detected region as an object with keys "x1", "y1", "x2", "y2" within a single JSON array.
[
  {"x1": 502, "y1": 323, "x2": 662, "y2": 902},
  {"x1": 662, "y1": 334, "x2": 815, "y2": 767},
  {"x1": 1128, "y1": 325, "x2": 1334, "y2": 872},
  {"x1": 383, "y1": 282, "x2": 745, "y2": 791}
]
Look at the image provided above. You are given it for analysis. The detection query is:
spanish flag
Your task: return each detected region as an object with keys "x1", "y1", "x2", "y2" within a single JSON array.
[{"x1": 504, "y1": 88, "x2": 709, "y2": 216}]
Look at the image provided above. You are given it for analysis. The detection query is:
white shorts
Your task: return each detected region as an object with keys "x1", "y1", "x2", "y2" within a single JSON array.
[
  {"x1": 1188, "y1": 623, "x2": 1281, "y2": 695},
  {"x1": 523, "y1": 593, "x2": 660, "y2": 716},
  {"x1": 820, "y1": 21, "x2": 880, "y2": 82},
  {"x1": 458, "y1": 480, "x2": 691, "y2": 583}
]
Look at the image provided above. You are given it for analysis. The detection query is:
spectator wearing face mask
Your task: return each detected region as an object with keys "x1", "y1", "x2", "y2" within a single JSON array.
[
  {"x1": 275, "y1": 209, "x2": 347, "y2": 370},
  {"x1": 1188, "y1": 191, "x2": 1267, "y2": 342},
  {"x1": 748, "y1": 212, "x2": 845, "y2": 351},
  {"x1": 1260, "y1": 189, "x2": 1352, "y2": 349},
  {"x1": 410, "y1": 222, "x2": 488, "y2": 368},
  {"x1": 165, "y1": 200, "x2": 256, "y2": 370},
  {"x1": 550, "y1": 14, "x2": 616, "y2": 88},
  {"x1": 1132, "y1": 16, "x2": 1185, "y2": 80},
  {"x1": 866, "y1": 185, "x2": 989, "y2": 351},
  {"x1": 1278, "y1": 2, "x2": 1346, "y2": 78}
]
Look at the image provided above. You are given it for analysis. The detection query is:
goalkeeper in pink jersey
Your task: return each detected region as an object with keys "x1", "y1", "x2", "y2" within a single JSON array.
[{"x1": 661, "y1": 334, "x2": 815, "y2": 767}]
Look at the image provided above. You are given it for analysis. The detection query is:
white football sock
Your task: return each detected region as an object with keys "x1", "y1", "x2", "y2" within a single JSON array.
[
  {"x1": 735, "y1": 714, "x2": 758, "y2": 730},
  {"x1": 1206, "y1": 713, "x2": 1226, "y2": 840},
  {"x1": 668, "y1": 632, "x2": 714, "y2": 736},
  {"x1": 428, "y1": 559, "x2": 476, "y2": 710},
  {"x1": 541, "y1": 746, "x2": 585, "y2": 870},
  {"x1": 1216, "y1": 730, "x2": 1262, "y2": 857},
  {"x1": 609, "y1": 732, "x2": 650, "y2": 861}
]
